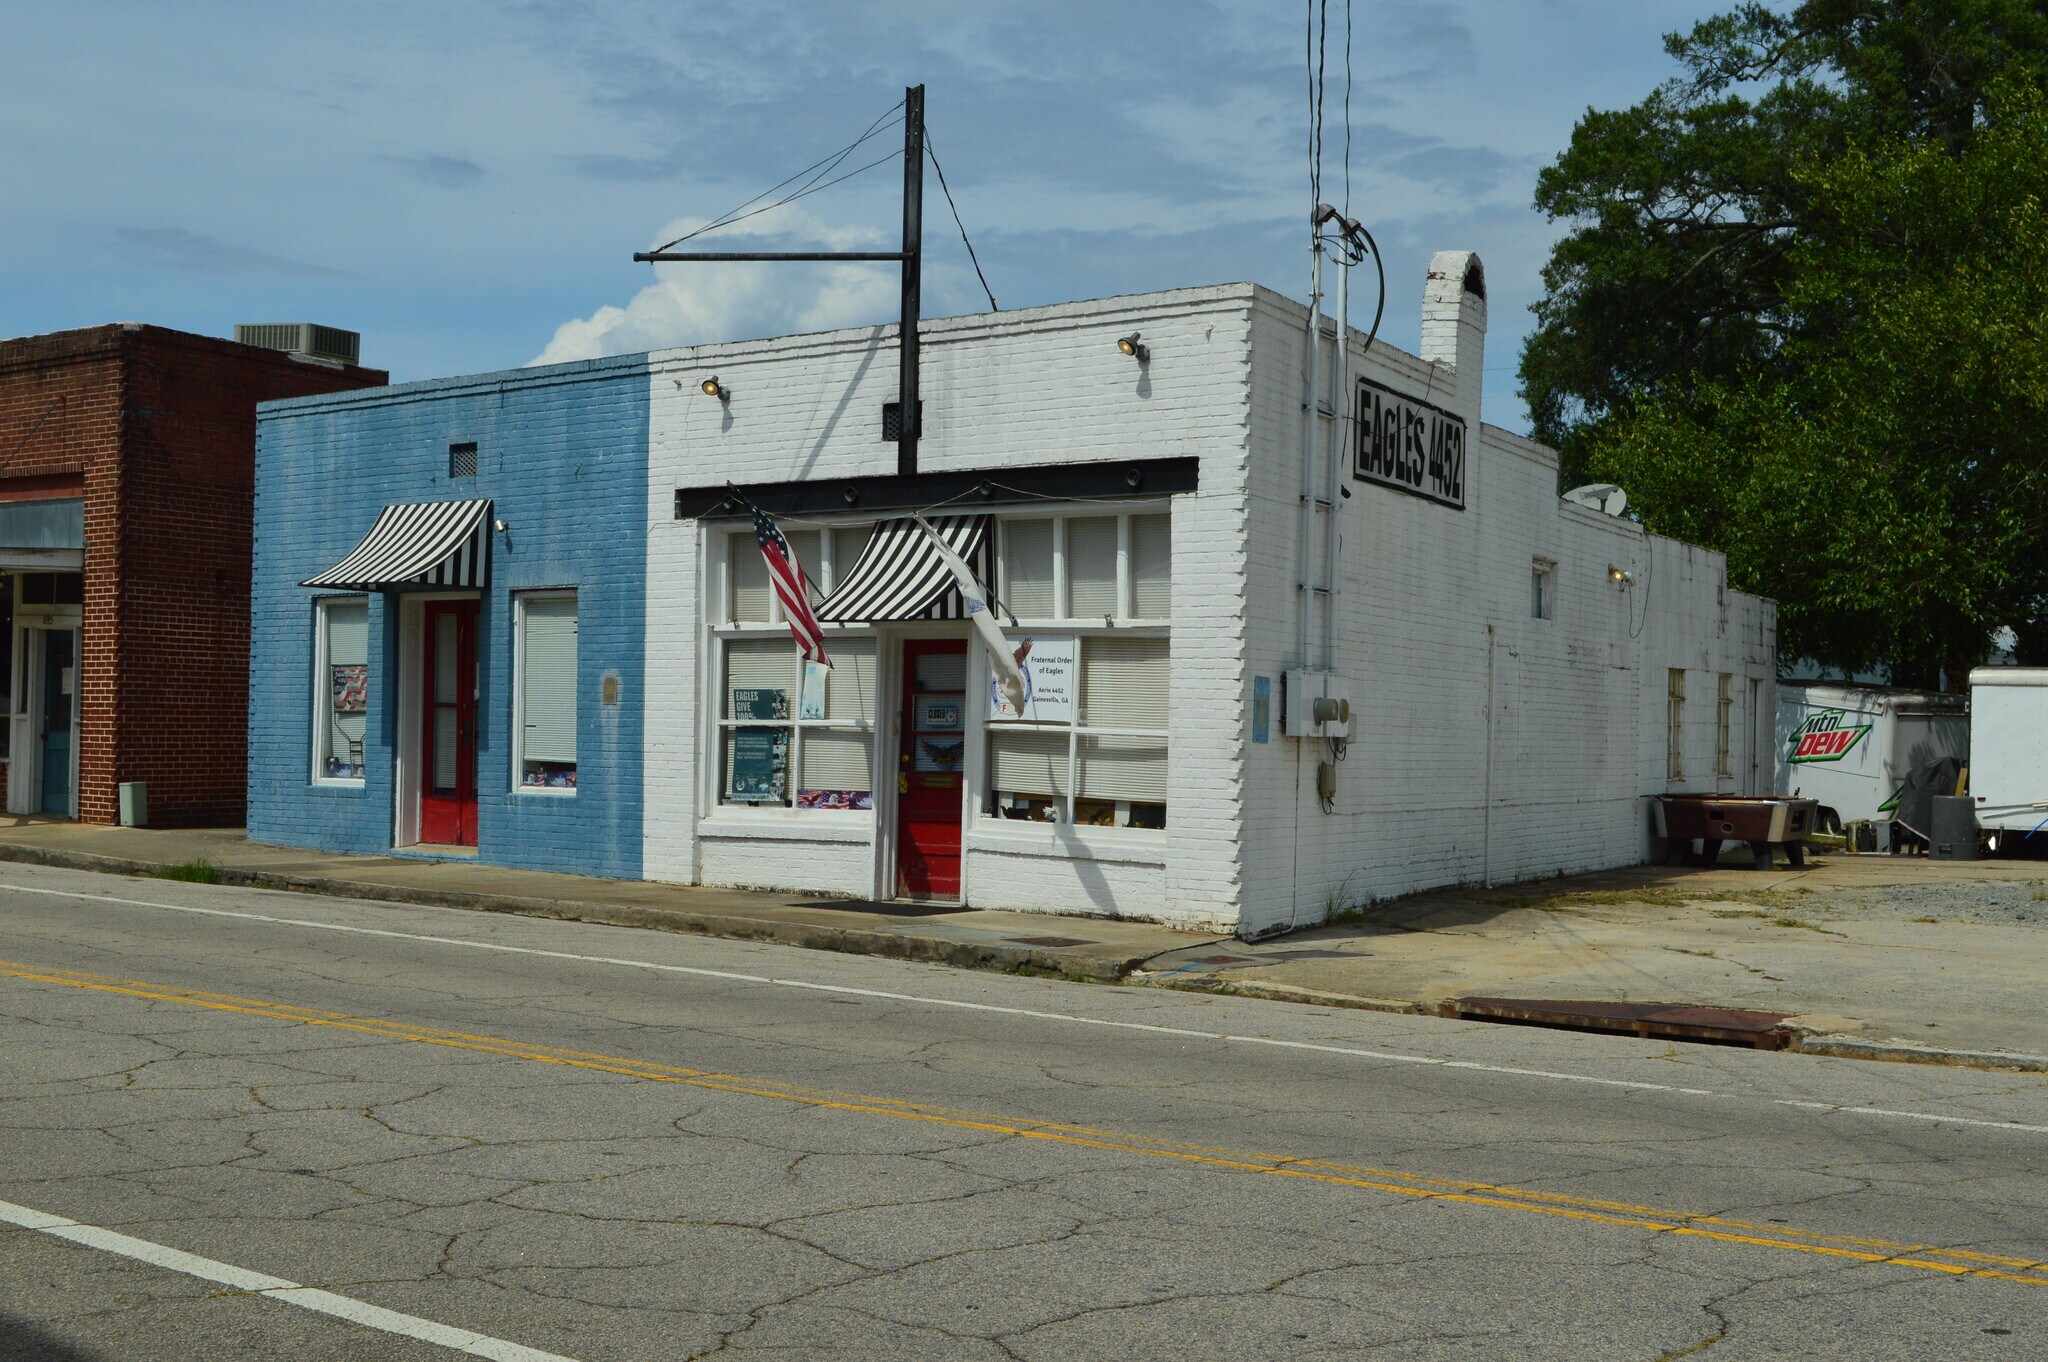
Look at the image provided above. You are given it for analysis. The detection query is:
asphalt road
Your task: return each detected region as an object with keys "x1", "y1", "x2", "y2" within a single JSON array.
[{"x1": 2, "y1": 862, "x2": 2045, "y2": 1360}]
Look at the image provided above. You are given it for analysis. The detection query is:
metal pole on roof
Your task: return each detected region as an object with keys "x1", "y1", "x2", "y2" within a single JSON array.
[
  {"x1": 634, "y1": 85, "x2": 928, "y2": 478},
  {"x1": 898, "y1": 85, "x2": 925, "y2": 479}
]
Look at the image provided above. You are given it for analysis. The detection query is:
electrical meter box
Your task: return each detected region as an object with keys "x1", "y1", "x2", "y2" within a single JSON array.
[{"x1": 1283, "y1": 670, "x2": 1353, "y2": 739}]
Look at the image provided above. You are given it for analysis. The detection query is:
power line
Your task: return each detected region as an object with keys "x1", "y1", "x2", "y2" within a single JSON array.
[
  {"x1": 652, "y1": 100, "x2": 905, "y2": 252},
  {"x1": 925, "y1": 131, "x2": 997, "y2": 312}
]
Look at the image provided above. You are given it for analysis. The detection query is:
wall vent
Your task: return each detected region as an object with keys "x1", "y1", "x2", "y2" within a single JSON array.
[{"x1": 234, "y1": 323, "x2": 361, "y2": 366}]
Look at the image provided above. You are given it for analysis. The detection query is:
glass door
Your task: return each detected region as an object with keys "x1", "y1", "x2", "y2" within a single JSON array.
[
  {"x1": 419, "y1": 601, "x2": 479, "y2": 846},
  {"x1": 37, "y1": 628, "x2": 74, "y2": 816},
  {"x1": 895, "y1": 639, "x2": 968, "y2": 899}
]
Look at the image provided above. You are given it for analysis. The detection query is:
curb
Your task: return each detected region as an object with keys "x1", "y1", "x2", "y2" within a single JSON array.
[
  {"x1": 1139, "y1": 967, "x2": 2048, "y2": 1074},
  {"x1": 1788, "y1": 1033, "x2": 2048, "y2": 1074},
  {"x1": 7, "y1": 840, "x2": 2043, "y2": 1073},
  {"x1": 1132, "y1": 973, "x2": 1433, "y2": 1016},
  {"x1": 0, "y1": 842, "x2": 1142, "y2": 984}
]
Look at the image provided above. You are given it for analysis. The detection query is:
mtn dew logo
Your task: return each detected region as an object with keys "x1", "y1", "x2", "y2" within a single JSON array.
[{"x1": 1787, "y1": 709, "x2": 1871, "y2": 764}]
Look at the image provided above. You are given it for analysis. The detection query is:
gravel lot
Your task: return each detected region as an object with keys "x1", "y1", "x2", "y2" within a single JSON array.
[{"x1": 1772, "y1": 874, "x2": 2048, "y2": 927}]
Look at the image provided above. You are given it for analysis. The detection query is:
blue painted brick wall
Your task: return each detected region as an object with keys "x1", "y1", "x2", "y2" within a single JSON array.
[{"x1": 248, "y1": 355, "x2": 649, "y2": 878}]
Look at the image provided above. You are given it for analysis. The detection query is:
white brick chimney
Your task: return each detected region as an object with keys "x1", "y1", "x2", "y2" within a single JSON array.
[{"x1": 1419, "y1": 250, "x2": 1487, "y2": 415}]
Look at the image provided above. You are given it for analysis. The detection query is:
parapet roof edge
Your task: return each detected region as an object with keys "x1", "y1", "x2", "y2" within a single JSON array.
[
  {"x1": 644, "y1": 281, "x2": 1262, "y2": 370},
  {"x1": 257, "y1": 349, "x2": 650, "y2": 419}
]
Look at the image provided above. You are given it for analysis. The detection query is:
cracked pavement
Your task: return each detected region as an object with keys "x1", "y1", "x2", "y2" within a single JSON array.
[{"x1": 2, "y1": 863, "x2": 2046, "y2": 1359}]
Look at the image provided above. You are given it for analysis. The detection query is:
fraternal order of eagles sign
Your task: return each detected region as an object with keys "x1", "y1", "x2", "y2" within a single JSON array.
[{"x1": 1353, "y1": 377, "x2": 1467, "y2": 510}]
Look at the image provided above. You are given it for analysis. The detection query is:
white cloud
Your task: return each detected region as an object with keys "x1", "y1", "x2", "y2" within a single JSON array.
[{"x1": 528, "y1": 207, "x2": 899, "y2": 365}]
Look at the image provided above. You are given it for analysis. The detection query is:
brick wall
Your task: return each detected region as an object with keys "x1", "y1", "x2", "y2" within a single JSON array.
[
  {"x1": 113, "y1": 329, "x2": 385, "y2": 825},
  {"x1": 0, "y1": 325, "x2": 385, "y2": 826},
  {"x1": 248, "y1": 356, "x2": 650, "y2": 876},
  {"x1": 642, "y1": 287, "x2": 1259, "y2": 929},
  {"x1": 1236, "y1": 258, "x2": 1777, "y2": 935}
]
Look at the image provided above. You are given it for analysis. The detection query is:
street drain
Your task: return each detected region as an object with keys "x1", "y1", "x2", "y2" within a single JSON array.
[
  {"x1": 1452, "y1": 997, "x2": 1792, "y2": 1050},
  {"x1": 1006, "y1": 935, "x2": 1096, "y2": 948}
]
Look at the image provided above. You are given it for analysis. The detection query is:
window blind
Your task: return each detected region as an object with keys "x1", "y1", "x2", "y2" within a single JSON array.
[
  {"x1": 831, "y1": 525, "x2": 873, "y2": 593},
  {"x1": 987, "y1": 728, "x2": 1070, "y2": 796},
  {"x1": 729, "y1": 536, "x2": 772, "y2": 621},
  {"x1": 825, "y1": 639, "x2": 877, "y2": 723},
  {"x1": 324, "y1": 600, "x2": 368, "y2": 773},
  {"x1": 328, "y1": 601, "x2": 368, "y2": 668},
  {"x1": 1078, "y1": 735, "x2": 1168, "y2": 802},
  {"x1": 1130, "y1": 515, "x2": 1171, "y2": 619},
  {"x1": 1066, "y1": 517, "x2": 1118, "y2": 617},
  {"x1": 782, "y1": 529, "x2": 821, "y2": 604},
  {"x1": 1079, "y1": 636, "x2": 1169, "y2": 729},
  {"x1": 726, "y1": 638, "x2": 798, "y2": 717},
  {"x1": 520, "y1": 595, "x2": 578, "y2": 765},
  {"x1": 801, "y1": 729, "x2": 873, "y2": 793},
  {"x1": 914, "y1": 649, "x2": 967, "y2": 692},
  {"x1": 1001, "y1": 519, "x2": 1055, "y2": 618}
]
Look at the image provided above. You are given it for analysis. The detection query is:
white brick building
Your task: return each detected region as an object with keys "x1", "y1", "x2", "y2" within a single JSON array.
[{"x1": 643, "y1": 252, "x2": 1777, "y2": 935}]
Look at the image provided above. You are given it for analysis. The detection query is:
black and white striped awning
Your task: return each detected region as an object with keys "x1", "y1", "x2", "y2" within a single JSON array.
[
  {"x1": 301, "y1": 499, "x2": 492, "y2": 591},
  {"x1": 815, "y1": 514, "x2": 993, "y2": 622}
]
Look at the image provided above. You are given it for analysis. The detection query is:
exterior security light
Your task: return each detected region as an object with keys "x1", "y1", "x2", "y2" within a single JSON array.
[
  {"x1": 700, "y1": 376, "x2": 728, "y2": 401},
  {"x1": 1608, "y1": 564, "x2": 1634, "y2": 585},
  {"x1": 1117, "y1": 332, "x2": 1149, "y2": 362}
]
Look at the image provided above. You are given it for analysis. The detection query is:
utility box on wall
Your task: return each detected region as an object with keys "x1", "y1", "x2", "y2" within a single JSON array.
[
  {"x1": 1282, "y1": 670, "x2": 1353, "y2": 740},
  {"x1": 117, "y1": 782, "x2": 147, "y2": 828}
]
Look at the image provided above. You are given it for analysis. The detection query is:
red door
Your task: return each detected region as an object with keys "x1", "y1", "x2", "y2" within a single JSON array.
[
  {"x1": 897, "y1": 640, "x2": 968, "y2": 898},
  {"x1": 420, "y1": 600, "x2": 480, "y2": 847}
]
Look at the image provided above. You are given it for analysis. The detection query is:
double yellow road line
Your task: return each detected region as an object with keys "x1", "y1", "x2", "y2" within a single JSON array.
[{"x1": 5, "y1": 956, "x2": 2045, "y2": 1288}]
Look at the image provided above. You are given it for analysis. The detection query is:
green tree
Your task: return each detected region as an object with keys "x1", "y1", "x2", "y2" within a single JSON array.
[{"x1": 1522, "y1": 2, "x2": 2048, "y2": 681}]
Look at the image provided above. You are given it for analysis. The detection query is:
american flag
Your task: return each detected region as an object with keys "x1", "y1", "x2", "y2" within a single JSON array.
[{"x1": 753, "y1": 505, "x2": 830, "y2": 667}]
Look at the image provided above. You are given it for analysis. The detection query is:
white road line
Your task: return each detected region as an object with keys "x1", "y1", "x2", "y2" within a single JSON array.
[
  {"x1": 2, "y1": 878, "x2": 2045, "y2": 1134},
  {"x1": 0, "y1": 1196, "x2": 580, "y2": 1362}
]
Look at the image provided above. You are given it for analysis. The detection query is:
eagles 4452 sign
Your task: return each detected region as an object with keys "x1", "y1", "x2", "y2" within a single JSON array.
[{"x1": 1354, "y1": 377, "x2": 1467, "y2": 510}]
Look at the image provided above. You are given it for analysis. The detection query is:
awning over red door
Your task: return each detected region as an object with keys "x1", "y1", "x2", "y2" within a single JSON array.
[
  {"x1": 301, "y1": 499, "x2": 492, "y2": 591},
  {"x1": 814, "y1": 514, "x2": 992, "y2": 622}
]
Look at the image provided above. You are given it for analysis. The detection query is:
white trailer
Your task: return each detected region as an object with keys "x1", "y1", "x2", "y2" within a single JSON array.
[
  {"x1": 1777, "y1": 684, "x2": 1967, "y2": 828},
  {"x1": 1967, "y1": 668, "x2": 2048, "y2": 841}
]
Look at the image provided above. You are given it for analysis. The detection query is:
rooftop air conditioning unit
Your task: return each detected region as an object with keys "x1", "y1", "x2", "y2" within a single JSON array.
[{"x1": 234, "y1": 323, "x2": 360, "y2": 367}]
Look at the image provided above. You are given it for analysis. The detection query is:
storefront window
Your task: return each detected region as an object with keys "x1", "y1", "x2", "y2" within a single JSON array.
[
  {"x1": 988, "y1": 635, "x2": 1169, "y2": 828},
  {"x1": 719, "y1": 636, "x2": 877, "y2": 809},
  {"x1": 313, "y1": 597, "x2": 368, "y2": 783},
  {"x1": 516, "y1": 592, "x2": 578, "y2": 791},
  {"x1": 724, "y1": 522, "x2": 879, "y2": 625},
  {"x1": 997, "y1": 512, "x2": 1170, "y2": 622}
]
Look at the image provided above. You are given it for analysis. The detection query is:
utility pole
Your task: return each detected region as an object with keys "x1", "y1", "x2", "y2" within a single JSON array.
[
  {"x1": 897, "y1": 85, "x2": 924, "y2": 478},
  {"x1": 636, "y1": 85, "x2": 927, "y2": 477}
]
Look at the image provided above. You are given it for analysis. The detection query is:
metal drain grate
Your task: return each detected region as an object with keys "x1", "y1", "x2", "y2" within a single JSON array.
[{"x1": 1453, "y1": 998, "x2": 1792, "y2": 1050}]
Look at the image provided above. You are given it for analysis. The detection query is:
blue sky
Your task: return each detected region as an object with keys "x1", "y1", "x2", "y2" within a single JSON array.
[{"x1": 1, "y1": 2, "x2": 1704, "y2": 432}]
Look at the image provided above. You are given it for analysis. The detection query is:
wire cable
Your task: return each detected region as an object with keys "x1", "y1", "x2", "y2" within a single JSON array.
[
  {"x1": 652, "y1": 100, "x2": 904, "y2": 252},
  {"x1": 925, "y1": 132, "x2": 998, "y2": 312}
]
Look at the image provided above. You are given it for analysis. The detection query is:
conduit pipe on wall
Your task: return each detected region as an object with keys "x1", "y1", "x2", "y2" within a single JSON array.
[
  {"x1": 1298, "y1": 214, "x2": 1324, "y2": 673},
  {"x1": 1324, "y1": 238, "x2": 1348, "y2": 673}
]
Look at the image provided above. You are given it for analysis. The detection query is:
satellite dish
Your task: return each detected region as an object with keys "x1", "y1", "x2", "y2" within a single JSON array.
[{"x1": 1564, "y1": 483, "x2": 1629, "y2": 517}]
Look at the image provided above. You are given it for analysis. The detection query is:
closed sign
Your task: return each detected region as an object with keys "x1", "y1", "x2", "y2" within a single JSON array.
[{"x1": 1354, "y1": 378, "x2": 1467, "y2": 510}]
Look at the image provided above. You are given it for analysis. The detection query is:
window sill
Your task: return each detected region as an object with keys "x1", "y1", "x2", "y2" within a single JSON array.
[
  {"x1": 699, "y1": 808, "x2": 876, "y2": 843},
  {"x1": 310, "y1": 779, "x2": 366, "y2": 792},
  {"x1": 516, "y1": 787, "x2": 579, "y2": 798},
  {"x1": 966, "y1": 821, "x2": 1168, "y2": 866}
]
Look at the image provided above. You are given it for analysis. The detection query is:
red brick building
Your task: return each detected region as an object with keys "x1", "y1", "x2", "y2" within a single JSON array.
[{"x1": 0, "y1": 324, "x2": 385, "y2": 825}]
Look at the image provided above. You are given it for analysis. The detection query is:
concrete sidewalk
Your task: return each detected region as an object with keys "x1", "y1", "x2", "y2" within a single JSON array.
[
  {"x1": 1139, "y1": 854, "x2": 2048, "y2": 1070},
  {"x1": 2, "y1": 820, "x2": 2045, "y2": 1071},
  {"x1": 0, "y1": 820, "x2": 1212, "y2": 982}
]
